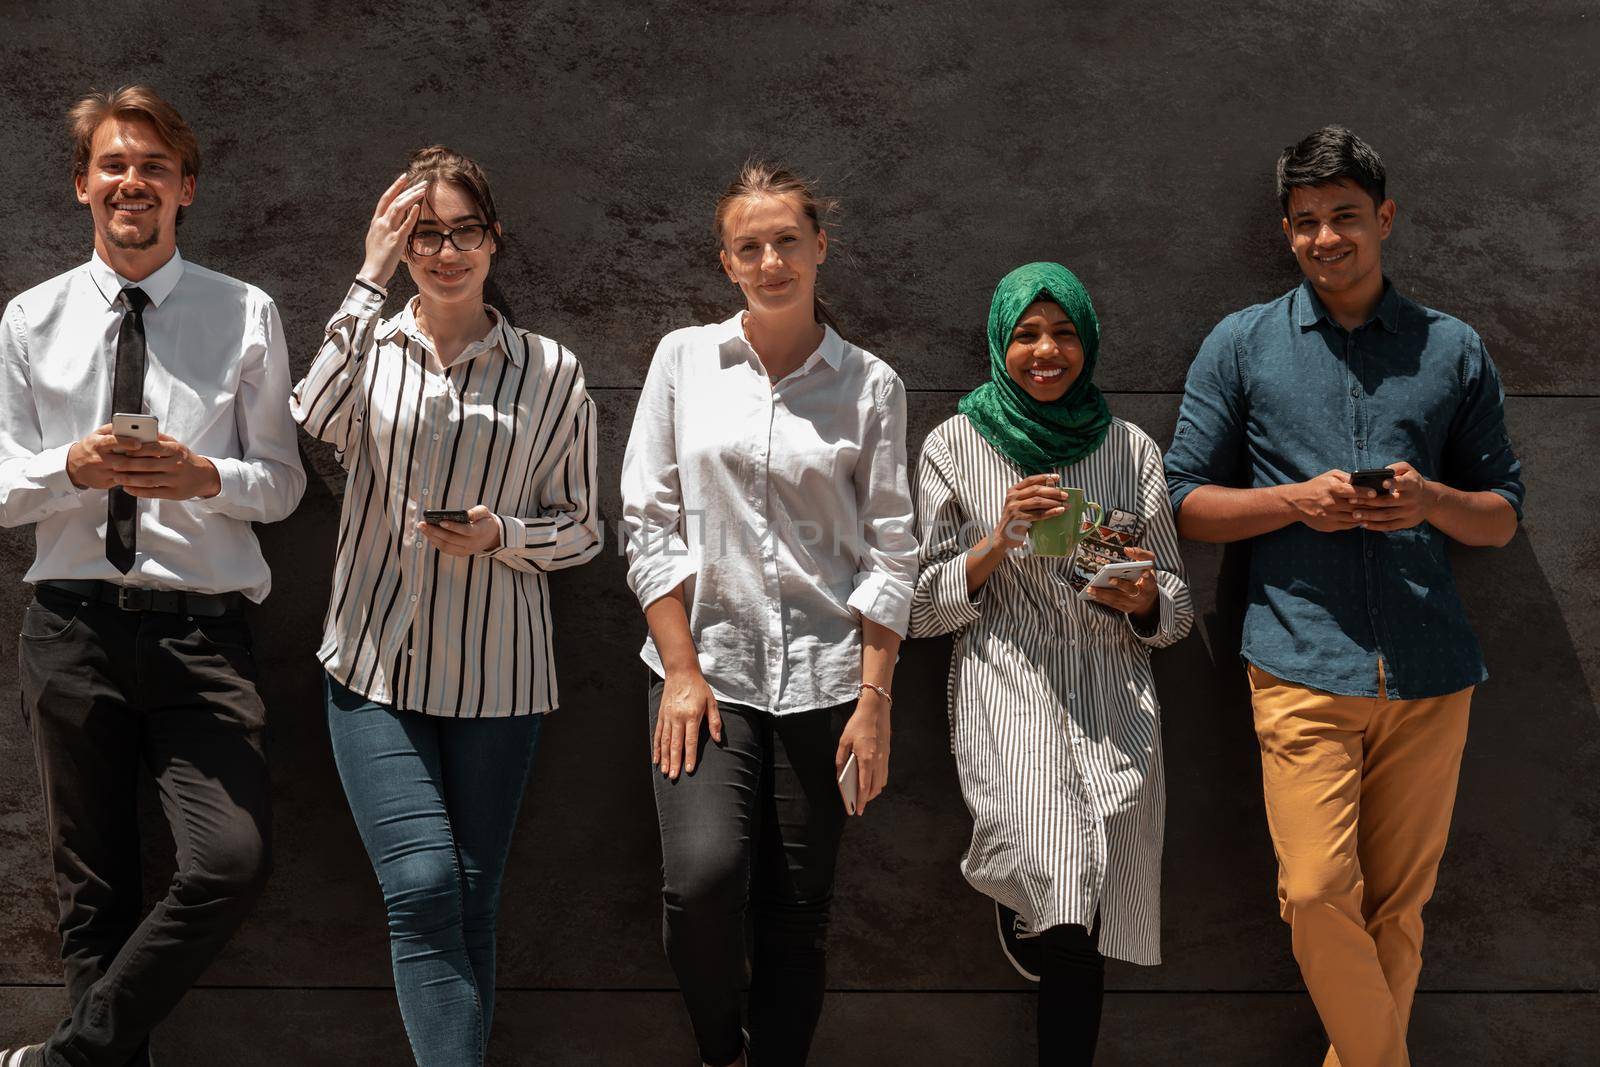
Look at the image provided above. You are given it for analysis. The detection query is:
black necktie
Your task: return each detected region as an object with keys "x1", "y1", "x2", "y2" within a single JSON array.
[{"x1": 106, "y1": 286, "x2": 149, "y2": 573}]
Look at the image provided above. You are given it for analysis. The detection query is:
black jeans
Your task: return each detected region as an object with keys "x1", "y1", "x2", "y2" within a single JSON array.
[
  {"x1": 18, "y1": 585, "x2": 272, "y2": 1067},
  {"x1": 1036, "y1": 923, "x2": 1105, "y2": 1066},
  {"x1": 649, "y1": 678, "x2": 851, "y2": 1067}
]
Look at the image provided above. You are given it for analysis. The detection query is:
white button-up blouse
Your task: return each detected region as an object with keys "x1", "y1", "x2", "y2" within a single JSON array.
[{"x1": 620, "y1": 313, "x2": 919, "y2": 715}]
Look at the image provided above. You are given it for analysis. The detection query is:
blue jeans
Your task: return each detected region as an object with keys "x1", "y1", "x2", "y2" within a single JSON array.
[{"x1": 325, "y1": 675, "x2": 541, "y2": 1067}]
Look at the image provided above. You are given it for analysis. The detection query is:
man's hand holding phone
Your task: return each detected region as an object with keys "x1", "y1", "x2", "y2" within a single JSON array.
[
  {"x1": 1279, "y1": 470, "x2": 1363, "y2": 533},
  {"x1": 1350, "y1": 461, "x2": 1438, "y2": 532},
  {"x1": 66, "y1": 423, "x2": 220, "y2": 500},
  {"x1": 418, "y1": 504, "x2": 501, "y2": 556}
]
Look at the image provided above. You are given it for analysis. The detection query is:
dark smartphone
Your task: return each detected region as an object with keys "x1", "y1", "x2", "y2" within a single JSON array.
[
  {"x1": 1350, "y1": 467, "x2": 1395, "y2": 496},
  {"x1": 422, "y1": 508, "x2": 471, "y2": 525}
]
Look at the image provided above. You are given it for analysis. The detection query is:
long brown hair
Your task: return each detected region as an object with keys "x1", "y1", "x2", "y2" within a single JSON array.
[
  {"x1": 402, "y1": 145, "x2": 515, "y2": 324},
  {"x1": 713, "y1": 160, "x2": 839, "y2": 330}
]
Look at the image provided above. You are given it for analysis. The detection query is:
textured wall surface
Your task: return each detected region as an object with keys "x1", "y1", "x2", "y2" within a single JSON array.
[{"x1": 1, "y1": 2, "x2": 1596, "y2": 1063}]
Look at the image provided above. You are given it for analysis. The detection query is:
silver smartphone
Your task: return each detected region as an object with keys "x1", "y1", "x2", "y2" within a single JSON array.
[
  {"x1": 837, "y1": 752, "x2": 859, "y2": 816},
  {"x1": 111, "y1": 412, "x2": 159, "y2": 444}
]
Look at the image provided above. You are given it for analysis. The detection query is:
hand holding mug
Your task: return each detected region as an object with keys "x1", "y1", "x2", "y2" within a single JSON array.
[{"x1": 994, "y1": 474, "x2": 1070, "y2": 550}]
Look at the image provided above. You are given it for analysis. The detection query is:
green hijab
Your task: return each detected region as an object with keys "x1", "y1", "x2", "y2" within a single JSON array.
[{"x1": 957, "y1": 261, "x2": 1113, "y2": 475}]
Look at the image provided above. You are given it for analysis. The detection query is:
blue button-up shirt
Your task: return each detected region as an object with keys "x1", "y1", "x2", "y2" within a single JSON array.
[{"x1": 1165, "y1": 280, "x2": 1524, "y2": 699}]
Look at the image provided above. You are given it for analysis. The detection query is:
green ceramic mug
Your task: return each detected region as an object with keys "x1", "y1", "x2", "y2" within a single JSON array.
[{"x1": 1028, "y1": 487, "x2": 1104, "y2": 557}]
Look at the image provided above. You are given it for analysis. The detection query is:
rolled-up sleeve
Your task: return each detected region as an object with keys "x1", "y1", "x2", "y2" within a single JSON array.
[
  {"x1": 909, "y1": 427, "x2": 984, "y2": 638},
  {"x1": 1165, "y1": 318, "x2": 1247, "y2": 518},
  {"x1": 846, "y1": 374, "x2": 919, "y2": 637},
  {"x1": 620, "y1": 336, "x2": 698, "y2": 609},
  {"x1": 1443, "y1": 334, "x2": 1523, "y2": 521}
]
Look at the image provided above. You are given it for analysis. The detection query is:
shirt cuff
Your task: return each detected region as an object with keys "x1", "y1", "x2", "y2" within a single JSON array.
[
  {"x1": 342, "y1": 279, "x2": 387, "y2": 319},
  {"x1": 1125, "y1": 585, "x2": 1174, "y2": 646},
  {"x1": 628, "y1": 540, "x2": 699, "y2": 610},
  {"x1": 848, "y1": 570, "x2": 914, "y2": 639},
  {"x1": 193, "y1": 456, "x2": 244, "y2": 513},
  {"x1": 924, "y1": 555, "x2": 983, "y2": 635},
  {"x1": 1487, "y1": 486, "x2": 1525, "y2": 523},
  {"x1": 495, "y1": 513, "x2": 527, "y2": 551},
  {"x1": 24, "y1": 442, "x2": 85, "y2": 499}
]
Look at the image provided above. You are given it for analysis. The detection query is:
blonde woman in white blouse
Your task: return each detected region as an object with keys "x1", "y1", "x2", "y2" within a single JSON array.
[
  {"x1": 620, "y1": 162, "x2": 918, "y2": 1067},
  {"x1": 291, "y1": 148, "x2": 599, "y2": 1066}
]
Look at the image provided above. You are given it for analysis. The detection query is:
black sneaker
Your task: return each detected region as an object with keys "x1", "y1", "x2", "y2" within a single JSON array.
[{"x1": 995, "y1": 900, "x2": 1043, "y2": 982}]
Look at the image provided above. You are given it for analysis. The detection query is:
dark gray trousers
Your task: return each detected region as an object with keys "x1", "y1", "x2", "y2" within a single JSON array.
[
  {"x1": 19, "y1": 585, "x2": 271, "y2": 1067},
  {"x1": 649, "y1": 678, "x2": 851, "y2": 1067}
]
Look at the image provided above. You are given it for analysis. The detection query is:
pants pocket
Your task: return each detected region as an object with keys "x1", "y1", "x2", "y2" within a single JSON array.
[{"x1": 19, "y1": 596, "x2": 85, "y2": 643}]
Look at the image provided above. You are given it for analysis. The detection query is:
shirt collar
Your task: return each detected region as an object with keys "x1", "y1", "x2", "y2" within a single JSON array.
[
  {"x1": 1294, "y1": 277, "x2": 1403, "y2": 334},
  {"x1": 381, "y1": 297, "x2": 521, "y2": 366},
  {"x1": 87, "y1": 249, "x2": 185, "y2": 309},
  {"x1": 720, "y1": 311, "x2": 846, "y2": 373}
]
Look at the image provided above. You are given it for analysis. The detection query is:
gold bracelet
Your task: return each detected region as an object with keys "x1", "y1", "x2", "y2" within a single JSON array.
[{"x1": 859, "y1": 681, "x2": 893, "y2": 704}]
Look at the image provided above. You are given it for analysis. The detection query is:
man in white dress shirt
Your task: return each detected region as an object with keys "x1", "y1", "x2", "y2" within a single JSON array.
[{"x1": 0, "y1": 86, "x2": 304, "y2": 1067}]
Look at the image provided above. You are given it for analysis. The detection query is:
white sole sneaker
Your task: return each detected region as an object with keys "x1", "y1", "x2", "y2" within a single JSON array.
[
  {"x1": 994, "y1": 900, "x2": 1043, "y2": 983},
  {"x1": 1, "y1": 1046, "x2": 42, "y2": 1067}
]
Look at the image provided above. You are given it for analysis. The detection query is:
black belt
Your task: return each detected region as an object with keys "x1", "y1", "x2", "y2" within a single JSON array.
[{"x1": 38, "y1": 580, "x2": 244, "y2": 617}]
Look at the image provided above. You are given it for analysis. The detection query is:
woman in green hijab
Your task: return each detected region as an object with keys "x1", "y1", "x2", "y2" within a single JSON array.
[{"x1": 909, "y1": 263, "x2": 1193, "y2": 1064}]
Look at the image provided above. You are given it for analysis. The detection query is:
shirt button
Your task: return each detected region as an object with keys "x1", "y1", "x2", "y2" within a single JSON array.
[
  {"x1": 1366, "y1": 548, "x2": 1375, "y2": 558},
  {"x1": 1350, "y1": 387, "x2": 1360, "y2": 397},
  {"x1": 410, "y1": 594, "x2": 418, "y2": 602},
  {"x1": 432, "y1": 433, "x2": 441, "y2": 441},
  {"x1": 1068, "y1": 692, "x2": 1077, "y2": 701},
  {"x1": 407, "y1": 649, "x2": 415, "y2": 656},
  {"x1": 1356, "y1": 441, "x2": 1366, "y2": 449},
  {"x1": 1370, "y1": 607, "x2": 1379, "y2": 616}
]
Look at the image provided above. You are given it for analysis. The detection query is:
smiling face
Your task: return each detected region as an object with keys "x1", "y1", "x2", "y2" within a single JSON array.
[
  {"x1": 402, "y1": 179, "x2": 498, "y2": 306},
  {"x1": 1004, "y1": 299, "x2": 1085, "y2": 402},
  {"x1": 74, "y1": 116, "x2": 193, "y2": 262},
  {"x1": 1282, "y1": 178, "x2": 1394, "y2": 299},
  {"x1": 718, "y1": 192, "x2": 827, "y2": 318}
]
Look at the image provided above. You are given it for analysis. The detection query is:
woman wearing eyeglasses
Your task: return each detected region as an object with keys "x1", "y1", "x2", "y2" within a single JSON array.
[{"x1": 290, "y1": 147, "x2": 600, "y2": 1066}]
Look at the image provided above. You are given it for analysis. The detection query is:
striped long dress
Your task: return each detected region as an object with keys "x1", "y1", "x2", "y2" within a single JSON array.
[{"x1": 910, "y1": 413, "x2": 1192, "y2": 965}]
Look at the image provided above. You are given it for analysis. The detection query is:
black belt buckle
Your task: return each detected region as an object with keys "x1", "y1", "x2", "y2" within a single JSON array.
[{"x1": 115, "y1": 586, "x2": 151, "y2": 612}]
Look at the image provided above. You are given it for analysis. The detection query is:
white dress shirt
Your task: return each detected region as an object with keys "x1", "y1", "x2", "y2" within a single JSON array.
[
  {"x1": 0, "y1": 251, "x2": 306, "y2": 600},
  {"x1": 620, "y1": 313, "x2": 919, "y2": 715},
  {"x1": 292, "y1": 283, "x2": 601, "y2": 718}
]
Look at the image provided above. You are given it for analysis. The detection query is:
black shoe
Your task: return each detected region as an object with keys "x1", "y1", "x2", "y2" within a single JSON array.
[{"x1": 995, "y1": 900, "x2": 1043, "y2": 982}]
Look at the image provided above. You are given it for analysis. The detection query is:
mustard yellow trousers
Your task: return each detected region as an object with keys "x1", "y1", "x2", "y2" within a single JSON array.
[{"x1": 1248, "y1": 662, "x2": 1473, "y2": 1067}]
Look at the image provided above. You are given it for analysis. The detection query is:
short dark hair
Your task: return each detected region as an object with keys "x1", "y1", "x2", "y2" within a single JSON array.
[{"x1": 1276, "y1": 125, "x2": 1386, "y2": 217}]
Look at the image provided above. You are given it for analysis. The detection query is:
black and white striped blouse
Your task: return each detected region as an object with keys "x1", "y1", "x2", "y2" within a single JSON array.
[
  {"x1": 910, "y1": 413, "x2": 1193, "y2": 965},
  {"x1": 291, "y1": 282, "x2": 600, "y2": 718}
]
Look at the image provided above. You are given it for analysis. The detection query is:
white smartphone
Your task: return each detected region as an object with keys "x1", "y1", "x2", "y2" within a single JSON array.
[
  {"x1": 1079, "y1": 559, "x2": 1154, "y2": 598},
  {"x1": 837, "y1": 752, "x2": 859, "y2": 816},
  {"x1": 111, "y1": 412, "x2": 159, "y2": 444}
]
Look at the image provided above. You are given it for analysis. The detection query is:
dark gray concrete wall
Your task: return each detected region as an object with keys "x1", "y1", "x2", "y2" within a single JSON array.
[{"x1": 1, "y1": 2, "x2": 1596, "y2": 1063}]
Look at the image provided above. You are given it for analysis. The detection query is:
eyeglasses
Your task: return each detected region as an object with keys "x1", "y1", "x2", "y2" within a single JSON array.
[{"x1": 408, "y1": 224, "x2": 489, "y2": 257}]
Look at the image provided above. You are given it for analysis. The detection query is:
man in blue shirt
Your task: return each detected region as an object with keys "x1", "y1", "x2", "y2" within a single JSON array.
[{"x1": 1165, "y1": 126, "x2": 1523, "y2": 1067}]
